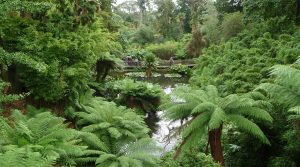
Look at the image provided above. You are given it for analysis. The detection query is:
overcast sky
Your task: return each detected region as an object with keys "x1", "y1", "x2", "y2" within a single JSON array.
[{"x1": 116, "y1": 0, "x2": 127, "y2": 5}]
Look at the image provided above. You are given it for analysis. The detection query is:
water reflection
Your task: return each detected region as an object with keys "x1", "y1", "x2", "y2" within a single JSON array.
[{"x1": 129, "y1": 74, "x2": 189, "y2": 152}]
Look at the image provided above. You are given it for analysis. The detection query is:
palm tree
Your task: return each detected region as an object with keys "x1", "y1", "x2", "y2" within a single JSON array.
[
  {"x1": 160, "y1": 85, "x2": 273, "y2": 166},
  {"x1": 75, "y1": 96, "x2": 161, "y2": 167}
]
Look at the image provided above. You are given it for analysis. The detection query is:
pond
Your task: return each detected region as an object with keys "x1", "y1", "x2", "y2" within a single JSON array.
[{"x1": 127, "y1": 72, "x2": 190, "y2": 152}]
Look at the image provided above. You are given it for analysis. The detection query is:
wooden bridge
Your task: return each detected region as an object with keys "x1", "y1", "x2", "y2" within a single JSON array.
[{"x1": 123, "y1": 59, "x2": 197, "y2": 69}]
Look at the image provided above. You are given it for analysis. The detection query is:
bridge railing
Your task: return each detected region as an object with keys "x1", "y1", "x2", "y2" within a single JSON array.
[{"x1": 123, "y1": 59, "x2": 196, "y2": 68}]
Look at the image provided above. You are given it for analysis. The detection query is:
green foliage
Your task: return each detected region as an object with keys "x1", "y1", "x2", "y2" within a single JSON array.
[
  {"x1": 257, "y1": 62, "x2": 300, "y2": 108},
  {"x1": 191, "y1": 25, "x2": 300, "y2": 95},
  {"x1": 74, "y1": 93, "x2": 161, "y2": 167},
  {"x1": 0, "y1": 0, "x2": 52, "y2": 17},
  {"x1": 255, "y1": 60, "x2": 300, "y2": 166},
  {"x1": 144, "y1": 52, "x2": 158, "y2": 68},
  {"x1": 175, "y1": 34, "x2": 192, "y2": 59},
  {"x1": 132, "y1": 25, "x2": 155, "y2": 45},
  {"x1": 104, "y1": 79, "x2": 163, "y2": 114},
  {"x1": 214, "y1": 0, "x2": 242, "y2": 19},
  {"x1": 0, "y1": 81, "x2": 22, "y2": 104},
  {"x1": 267, "y1": 157, "x2": 296, "y2": 167},
  {"x1": 146, "y1": 41, "x2": 178, "y2": 60},
  {"x1": 243, "y1": 0, "x2": 297, "y2": 23},
  {"x1": 113, "y1": 79, "x2": 162, "y2": 100},
  {"x1": 201, "y1": 1, "x2": 221, "y2": 45},
  {"x1": 161, "y1": 151, "x2": 220, "y2": 167},
  {"x1": 126, "y1": 49, "x2": 149, "y2": 60},
  {"x1": 160, "y1": 85, "x2": 272, "y2": 157},
  {"x1": 0, "y1": 0, "x2": 122, "y2": 102},
  {"x1": 221, "y1": 12, "x2": 244, "y2": 41},
  {"x1": 0, "y1": 107, "x2": 86, "y2": 166},
  {"x1": 0, "y1": 147, "x2": 52, "y2": 167},
  {"x1": 171, "y1": 64, "x2": 192, "y2": 76},
  {"x1": 176, "y1": 0, "x2": 192, "y2": 33},
  {"x1": 155, "y1": 0, "x2": 182, "y2": 39}
]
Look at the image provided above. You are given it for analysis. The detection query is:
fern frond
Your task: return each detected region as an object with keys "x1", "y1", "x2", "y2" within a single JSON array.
[
  {"x1": 191, "y1": 102, "x2": 216, "y2": 114},
  {"x1": 287, "y1": 106, "x2": 300, "y2": 121},
  {"x1": 208, "y1": 107, "x2": 226, "y2": 130},
  {"x1": 227, "y1": 115, "x2": 270, "y2": 145},
  {"x1": 237, "y1": 107, "x2": 273, "y2": 123}
]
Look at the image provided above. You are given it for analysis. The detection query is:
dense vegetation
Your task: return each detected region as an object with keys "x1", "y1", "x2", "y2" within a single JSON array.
[{"x1": 0, "y1": 0, "x2": 300, "y2": 167}]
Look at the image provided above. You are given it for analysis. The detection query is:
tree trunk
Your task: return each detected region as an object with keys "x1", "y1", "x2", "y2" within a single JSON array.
[
  {"x1": 297, "y1": 0, "x2": 300, "y2": 24},
  {"x1": 139, "y1": 10, "x2": 143, "y2": 27},
  {"x1": 208, "y1": 127, "x2": 225, "y2": 166},
  {"x1": 145, "y1": 67, "x2": 152, "y2": 78}
]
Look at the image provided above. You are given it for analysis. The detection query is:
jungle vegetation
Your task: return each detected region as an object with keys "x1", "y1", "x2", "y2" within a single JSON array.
[{"x1": 0, "y1": 0, "x2": 300, "y2": 167}]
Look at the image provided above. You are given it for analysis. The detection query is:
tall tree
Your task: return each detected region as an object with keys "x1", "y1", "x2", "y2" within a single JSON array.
[
  {"x1": 214, "y1": 0, "x2": 242, "y2": 19},
  {"x1": 0, "y1": 0, "x2": 122, "y2": 103},
  {"x1": 176, "y1": 0, "x2": 192, "y2": 33},
  {"x1": 161, "y1": 85, "x2": 272, "y2": 166},
  {"x1": 243, "y1": 0, "x2": 296, "y2": 23},
  {"x1": 137, "y1": 0, "x2": 148, "y2": 26},
  {"x1": 154, "y1": 0, "x2": 178, "y2": 38},
  {"x1": 297, "y1": 0, "x2": 300, "y2": 24},
  {"x1": 184, "y1": 0, "x2": 208, "y2": 57}
]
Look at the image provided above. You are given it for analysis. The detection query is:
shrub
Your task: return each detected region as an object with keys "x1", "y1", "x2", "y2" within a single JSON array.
[
  {"x1": 221, "y1": 12, "x2": 244, "y2": 41},
  {"x1": 161, "y1": 151, "x2": 220, "y2": 167},
  {"x1": 132, "y1": 26, "x2": 155, "y2": 45},
  {"x1": 267, "y1": 157, "x2": 296, "y2": 167},
  {"x1": 0, "y1": 107, "x2": 86, "y2": 166},
  {"x1": 170, "y1": 64, "x2": 192, "y2": 76},
  {"x1": 191, "y1": 25, "x2": 300, "y2": 95},
  {"x1": 0, "y1": 147, "x2": 52, "y2": 167},
  {"x1": 146, "y1": 41, "x2": 178, "y2": 60},
  {"x1": 175, "y1": 34, "x2": 192, "y2": 59},
  {"x1": 99, "y1": 79, "x2": 163, "y2": 114}
]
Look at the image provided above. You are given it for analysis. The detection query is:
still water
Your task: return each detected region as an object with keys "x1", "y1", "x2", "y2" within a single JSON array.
[{"x1": 128, "y1": 73, "x2": 189, "y2": 152}]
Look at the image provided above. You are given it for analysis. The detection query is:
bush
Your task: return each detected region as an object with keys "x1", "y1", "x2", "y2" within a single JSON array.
[
  {"x1": 146, "y1": 41, "x2": 178, "y2": 60},
  {"x1": 161, "y1": 151, "x2": 220, "y2": 167},
  {"x1": 101, "y1": 79, "x2": 163, "y2": 114},
  {"x1": 267, "y1": 157, "x2": 296, "y2": 167},
  {"x1": 221, "y1": 12, "x2": 244, "y2": 41},
  {"x1": 175, "y1": 34, "x2": 192, "y2": 59},
  {"x1": 171, "y1": 64, "x2": 192, "y2": 76},
  {"x1": 132, "y1": 26, "x2": 155, "y2": 45},
  {"x1": 191, "y1": 25, "x2": 300, "y2": 95},
  {"x1": 126, "y1": 49, "x2": 148, "y2": 60}
]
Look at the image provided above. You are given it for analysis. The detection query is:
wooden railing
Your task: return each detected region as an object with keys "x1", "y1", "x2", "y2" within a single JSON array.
[{"x1": 124, "y1": 59, "x2": 197, "y2": 68}]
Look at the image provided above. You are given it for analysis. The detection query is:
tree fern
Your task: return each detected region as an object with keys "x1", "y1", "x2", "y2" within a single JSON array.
[
  {"x1": 75, "y1": 95, "x2": 160, "y2": 167},
  {"x1": 161, "y1": 85, "x2": 272, "y2": 164},
  {"x1": 257, "y1": 61, "x2": 300, "y2": 122}
]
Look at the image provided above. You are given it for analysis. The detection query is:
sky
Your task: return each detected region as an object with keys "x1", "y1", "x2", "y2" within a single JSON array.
[
  {"x1": 115, "y1": 0, "x2": 178, "y2": 5},
  {"x1": 116, "y1": 0, "x2": 127, "y2": 5}
]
